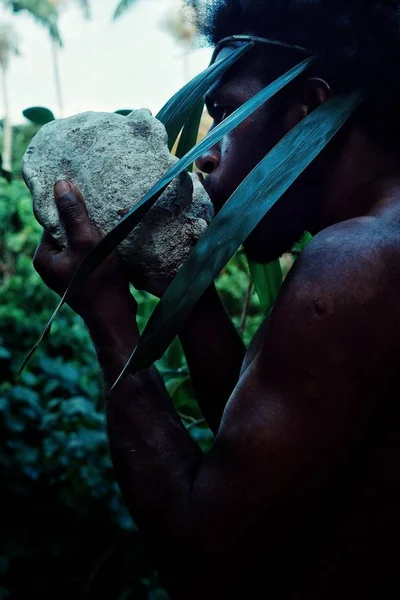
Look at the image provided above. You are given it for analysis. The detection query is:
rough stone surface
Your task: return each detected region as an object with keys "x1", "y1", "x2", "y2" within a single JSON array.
[{"x1": 22, "y1": 109, "x2": 214, "y2": 282}]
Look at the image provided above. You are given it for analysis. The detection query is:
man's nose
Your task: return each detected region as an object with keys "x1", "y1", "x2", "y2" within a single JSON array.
[{"x1": 195, "y1": 147, "x2": 221, "y2": 174}]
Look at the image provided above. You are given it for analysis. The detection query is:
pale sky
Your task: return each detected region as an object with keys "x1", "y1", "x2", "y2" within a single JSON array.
[{"x1": 0, "y1": 0, "x2": 213, "y2": 123}]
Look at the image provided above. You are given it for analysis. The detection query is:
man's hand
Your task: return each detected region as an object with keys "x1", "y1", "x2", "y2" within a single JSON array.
[{"x1": 33, "y1": 180, "x2": 136, "y2": 321}]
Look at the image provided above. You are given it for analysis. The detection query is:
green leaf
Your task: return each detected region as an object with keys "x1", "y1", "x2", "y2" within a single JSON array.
[
  {"x1": 248, "y1": 259, "x2": 282, "y2": 314},
  {"x1": 114, "y1": 109, "x2": 133, "y2": 116},
  {"x1": 175, "y1": 100, "x2": 204, "y2": 171},
  {"x1": 292, "y1": 230, "x2": 313, "y2": 256},
  {"x1": 248, "y1": 231, "x2": 313, "y2": 313},
  {"x1": 23, "y1": 106, "x2": 55, "y2": 125},
  {"x1": 157, "y1": 43, "x2": 254, "y2": 149},
  {"x1": 118, "y1": 92, "x2": 362, "y2": 379},
  {"x1": 20, "y1": 57, "x2": 313, "y2": 375}
]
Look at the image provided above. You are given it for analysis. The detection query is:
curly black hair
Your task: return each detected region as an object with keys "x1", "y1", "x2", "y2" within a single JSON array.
[{"x1": 187, "y1": 0, "x2": 400, "y2": 142}]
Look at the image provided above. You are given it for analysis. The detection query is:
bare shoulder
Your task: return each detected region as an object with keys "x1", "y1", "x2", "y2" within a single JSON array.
[
  {"x1": 276, "y1": 215, "x2": 400, "y2": 320},
  {"x1": 243, "y1": 215, "x2": 400, "y2": 377},
  {"x1": 252, "y1": 215, "x2": 400, "y2": 391}
]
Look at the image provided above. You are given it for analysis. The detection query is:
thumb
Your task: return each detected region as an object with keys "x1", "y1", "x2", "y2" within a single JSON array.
[{"x1": 54, "y1": 180, "x2": 97, "y2": 250}]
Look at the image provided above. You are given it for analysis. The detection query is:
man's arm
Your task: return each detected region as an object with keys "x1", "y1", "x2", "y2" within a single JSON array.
[
  {"x1": 178, "y1": 285, "x2": 245, "y2": 434},
  {"x1": 34, "y1": 186, "x2": 397, "y2": 597}
]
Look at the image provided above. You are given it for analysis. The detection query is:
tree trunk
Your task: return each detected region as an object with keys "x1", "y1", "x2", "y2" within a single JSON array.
[
  {"x1": 1, "y1": 65, "x2": 12, "y2": 173},
  {"x1": 51, "y1": 38, "x2": 64, "y2": 117}
]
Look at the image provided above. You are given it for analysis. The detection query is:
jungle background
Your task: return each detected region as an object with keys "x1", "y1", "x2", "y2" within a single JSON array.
[{"x1": 0, "y1": 1, "x2": 265, "y2": 597}]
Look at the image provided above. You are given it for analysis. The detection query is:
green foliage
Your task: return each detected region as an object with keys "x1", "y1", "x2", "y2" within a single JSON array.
[
  {"x1": 248, "y1": 259, "x2": 282, "y2": 315},
  {"x1": 0, "y1": 179, "x2": 136, "y2": 597},
  {"x1": 0, "y1": 120, "x2": 40, "y2": 179}
]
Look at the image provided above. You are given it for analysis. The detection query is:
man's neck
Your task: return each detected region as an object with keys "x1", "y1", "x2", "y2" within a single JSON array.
[{"x1": 316, "y1": 129, "x2": 400, "y2": 229}]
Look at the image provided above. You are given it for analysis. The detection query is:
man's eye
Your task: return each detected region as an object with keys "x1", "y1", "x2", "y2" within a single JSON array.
[{"x1": 213, "y1": 105, "x2": 233, "y2": 122}]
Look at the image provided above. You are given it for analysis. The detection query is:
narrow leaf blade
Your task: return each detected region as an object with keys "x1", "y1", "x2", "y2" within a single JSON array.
[
  {"x1": 248, "y1": 259, "x2": 282, "y2": 314},
  {"x1": 175, "y1": 100, "x2": 204, "y2": 170}
]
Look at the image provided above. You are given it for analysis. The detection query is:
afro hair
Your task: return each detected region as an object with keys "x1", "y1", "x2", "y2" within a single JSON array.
[{"x1": 187, "y1": 0, "x2": 400, "y2": 136}]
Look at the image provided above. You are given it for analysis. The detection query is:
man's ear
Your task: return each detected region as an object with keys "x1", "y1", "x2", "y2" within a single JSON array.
[
  {"x1": 306, "y1": 77, "x2": 333, "y2": 110},
  {"x1": 283, "y1": 77, "x2": 332, "y2": 131}
]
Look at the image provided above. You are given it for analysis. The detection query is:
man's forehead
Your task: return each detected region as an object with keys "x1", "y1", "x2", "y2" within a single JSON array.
[{"x1": 206, "y1": 42, "x2": 262, "y2": 99}]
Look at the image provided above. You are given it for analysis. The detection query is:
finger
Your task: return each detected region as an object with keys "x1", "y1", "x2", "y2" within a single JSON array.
[
  {"x1": 33, "y1": 231, "x2": 60, "y2": 277},
  {"x1": 54, "y1": 180, "x2": 99, "y2": 251}
]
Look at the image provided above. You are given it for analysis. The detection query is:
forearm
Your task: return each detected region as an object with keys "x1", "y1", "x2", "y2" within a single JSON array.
[
  {"x1": 85, "y1": 298, "x2": 203, "y2": 537},
  {"x1": 179, "y1": 285, "x2": 245, "y2": 434}
]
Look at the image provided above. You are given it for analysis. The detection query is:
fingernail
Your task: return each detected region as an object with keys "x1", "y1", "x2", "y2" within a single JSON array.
[{"x1": 54, "y1": 180, "x2": 72, "y2": 199}]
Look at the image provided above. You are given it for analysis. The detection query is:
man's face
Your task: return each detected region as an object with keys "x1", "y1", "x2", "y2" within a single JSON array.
[{"x1": 195, "y1": 45, "x2": 314, "y2": 263}]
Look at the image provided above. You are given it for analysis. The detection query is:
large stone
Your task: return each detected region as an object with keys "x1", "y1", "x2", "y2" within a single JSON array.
[{"x1": 22, "y1": 109, "x2": 214, "y2": 283}]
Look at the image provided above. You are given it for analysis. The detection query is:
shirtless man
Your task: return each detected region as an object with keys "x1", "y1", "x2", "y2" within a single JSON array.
[{"x1": 33, "y1": 1, "x2": 400, "y2": 597}]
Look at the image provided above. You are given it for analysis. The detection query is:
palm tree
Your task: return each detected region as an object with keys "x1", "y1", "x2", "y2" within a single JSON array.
[
  {"x1": 3, "y1": 0, "x2": 91, "y2": 117},
  {"x1": 0, "y1": 23, "x2": 19, "y2": 172}
]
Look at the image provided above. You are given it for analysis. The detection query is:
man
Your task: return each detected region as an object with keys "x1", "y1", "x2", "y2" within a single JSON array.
[{"x1": 33, "y1": 1, "x2": 400, "y2": 597}]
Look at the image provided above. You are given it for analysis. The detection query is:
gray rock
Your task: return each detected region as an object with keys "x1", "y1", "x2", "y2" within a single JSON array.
[{"x1": 22, "y1": 109, "x2": 213, "y2": 283}]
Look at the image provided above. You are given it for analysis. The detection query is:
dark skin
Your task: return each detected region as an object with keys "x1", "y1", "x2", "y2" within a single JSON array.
[{"x1": 34, "y1": 44, "x2": 400, "y2": 598}]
